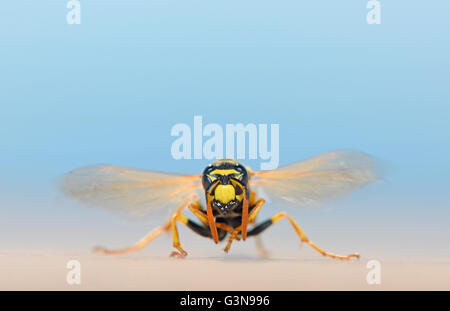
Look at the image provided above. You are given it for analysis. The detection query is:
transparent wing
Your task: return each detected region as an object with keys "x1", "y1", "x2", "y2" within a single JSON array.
[
  {"x1": 61, "y1": 165, "x2": 202, "y2": 216},
  {"x1": 250, "y1": 150, "x2": 379, "y2": 206}
]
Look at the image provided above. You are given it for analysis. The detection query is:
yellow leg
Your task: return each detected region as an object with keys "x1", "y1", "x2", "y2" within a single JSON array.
[
  {"x1": 187, "y1": 195, "x2": 265, "y2": 254},
  {"x1": 215, "y1": 222, "x2": 238, "y2": 235},
  {"x1": 249, "y1": 191, "x2": 257, "y2": 206},
  {"x1": 224, "y1": 233, "x2": 239, "y2": 253},
  {"x1": 222, "y1": 198, "x2": 266, "y2": 253},
  {"x1": 228, "y1": 198, "x2": 266, "y2": 235},
  {"x1": 93, "y1": 222, "x2": 171, "y2": 255},
  {"x1": 188, "y1": 201, "x2": 208, "y2": 225},
  {"x1": 248, "y1": 198, "x2": 265, "y2": 223},
  {"x1": 93, "y1": 196, "x2": 193, "y2": 256},
  {"x1": 271, "y1": 212, "x2": 360, "y2": 260},
  {"x1": 188, "y1": 200, "x2": 236, "y2": 251},
  {"x1": 187, "y1": 200, "x2": 249, "y2": 253},
  {"x1": 169, "y1": 214, "x2": 190, "y2": 258}
]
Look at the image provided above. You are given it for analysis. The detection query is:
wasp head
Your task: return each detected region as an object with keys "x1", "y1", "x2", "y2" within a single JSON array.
[{"x1": 202, "y1": 159, "x2": 249, "y2": 216}]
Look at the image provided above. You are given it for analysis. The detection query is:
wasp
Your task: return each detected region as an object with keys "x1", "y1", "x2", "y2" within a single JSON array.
[{"x1": 62, "y1": 150, "x2": 378, "y2": 260}]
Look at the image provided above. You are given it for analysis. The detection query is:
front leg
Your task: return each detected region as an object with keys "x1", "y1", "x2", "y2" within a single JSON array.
[{"x1": 221, "y1": 198, "x2": 266, "y2": 253}]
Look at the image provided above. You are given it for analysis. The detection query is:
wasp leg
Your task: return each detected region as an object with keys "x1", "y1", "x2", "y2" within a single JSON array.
[
  {"x1": 221, "y1": 227, "x2": 241, "y2": 253},
  {"x1": 229, "y1": 198, "x2": 266, "y2": 235},
  {"x1": 249, "y1": 191, "x2": 258, "y2": 206},
  {"x1": 93, "y1": 222, "x2": 171, "y2": 255},
  {"x1": 188, "y1": 201, "x2": 233, "y2": 245},
  {"x1": 249, "y1": 198, "x2": 270, "y2": 257},
  {"x1": 248, "y1": 198, "x2": 265, "y2": 223},
  {"x1": 247, "y1": 212, "x2": 360, "y2": 261},
  {"x1": 251, "y1": 214, "x2": 271, "y2": 258},
  {"x1": 187, "y1": 196, "x2": 266, "y2": 254},
  {"x1": 221, "y1": 198, "x2": 266, "y2": 253},
  {"x1": 172, "y1": 215, "x2": 233, "y2": 257},
  {"x1": 188, "y1": 201, "x2": 209, "y2": 225},
  {"x1": 171, "y1": 212, "x2": 234, "y2": 257},
  {"x1": 213, "y1": 223, "x2": 239, "y2": 253},
  {"x1": 169, "y1": 213, "x2": 190, "y2": 258},
  {"x1": 216, "y1": 222, "x2": 240, "y2": 253},
  {"x1": 93, "y1": 196, "x2": 194, "y2": 255},
  {"x1": 171, "y1": 212, "x2": 226, "y2": 258}
]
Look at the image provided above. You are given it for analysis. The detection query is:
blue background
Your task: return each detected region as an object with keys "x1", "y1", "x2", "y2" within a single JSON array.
[{"x1": 1, "y1": 1, "x2": 449, "y2": 259}]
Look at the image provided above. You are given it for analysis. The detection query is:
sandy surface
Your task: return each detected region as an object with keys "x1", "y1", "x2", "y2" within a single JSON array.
[
  {"x1": 1, "y1": 249, "x2": 449, "y2": 291},
  {"x1": 2, "y1": 199, "x2": 449, "y2": 291}
]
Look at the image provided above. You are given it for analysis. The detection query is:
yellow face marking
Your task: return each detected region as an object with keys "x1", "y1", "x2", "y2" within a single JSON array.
[
  {"x1": 230, "y1": 179, "x2": 244, "y2": 202},
  {"x1": 214, "y1": 184, "x2": 236, "y2": 204},
  {"x1": 209, "y1": 169, "x2": 240, "y2": 176},
  {"x1": 207, "y1": 175, "x2": 217, "y2": 182},
  {"x1": 207, "y1": 169, "x2": 243, "y2": 185}
]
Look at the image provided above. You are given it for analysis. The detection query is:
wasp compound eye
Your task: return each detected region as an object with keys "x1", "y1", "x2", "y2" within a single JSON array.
[{"x1": 201, "y1": 165, "x2": 215, "y2": 189}]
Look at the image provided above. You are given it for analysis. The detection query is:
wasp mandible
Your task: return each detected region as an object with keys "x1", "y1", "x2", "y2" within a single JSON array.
[{"x1": 62, "y1": 150, "x2": 378, "y2": 260}]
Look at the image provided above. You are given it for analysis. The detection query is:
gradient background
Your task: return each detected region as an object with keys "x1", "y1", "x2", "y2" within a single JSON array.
[{"x1": 1, "y1": 1, "x2": 449, "y2": 289}]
